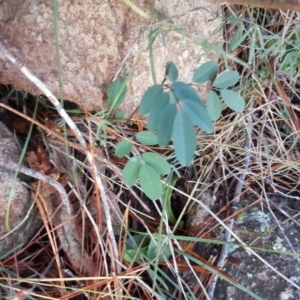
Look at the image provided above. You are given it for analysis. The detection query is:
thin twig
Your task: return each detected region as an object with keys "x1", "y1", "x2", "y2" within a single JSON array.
[
  {"x1": 0, "y1": 101, "x2": 150, "y2": 213},
  {"x1": 0, "y1": 39, "x2": 121, "y2": 275},
  {"x1": 0, "y1": 156, "x2": 71, "y2": 215},
  {"x1": 207, "y1": 115, "x2": 253, "y2": 299}
]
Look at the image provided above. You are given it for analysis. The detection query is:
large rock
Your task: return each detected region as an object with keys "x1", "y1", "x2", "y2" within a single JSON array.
[
  {"x1": 214, "y1": 194, "x2": 300, "y2": 299},
  {"x1": 0, "y1": 121, "x2": 40, "y2": 257},
  {"x1": 0, "y1": 0, "x2": 222, "y2": 112}
]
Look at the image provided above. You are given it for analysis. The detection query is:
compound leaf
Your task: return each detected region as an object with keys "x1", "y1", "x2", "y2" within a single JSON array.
[
  {"x1": 139, "y1": 164, "x2": 163, "y2": 200},
  {"x1": 142, "y1": 152, "x2": 171, "y2": 175},
  {"x1": 172, "y1": 81, "x2": 202, "y2": 104},
  {"x1": 115, "y1": 139, "x2": 133, "y2": 158},
  {"x1": 169, "y1": 92, "x2": 177, "y2": 105},
  {"x1": 220, "y1": 89, "x2": 245, "y2": 112},
  {"x1": 206, "y1": 91, "x2": 221, "y2": 121},
  {"x1": 139, "y1": 84, "x2": 164, "y2": 115},
  {"x1": 136, "y1": 131, "x2": 158, "y2": 145},
  {"x1": 166, "y1": 61, "x2": 179, "y2": 82},
  {"x1": 147, "y1": 92, "x2": 170, "y2": 131},
  {"x1": 173, "y1": 110, "x2": 196, "y2": 166},
  {"x1": 182, "y1": 99, "x2": 213, "y2": 133},
  {"x1": 157, "y1": 103, "x2": 177, "y2": 147},
  {"x1": 122, "y1": 157, "x2": 142, "y2": 186},
  {"x1": 193, "y1": 61, "x2": 218, "y2": 83},
  {"x1": 213, "y1": 71, "x2": 240, "y2": 88}
]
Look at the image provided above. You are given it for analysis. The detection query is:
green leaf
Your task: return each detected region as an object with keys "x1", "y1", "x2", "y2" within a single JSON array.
[
  {"x1": 126, "y1": 234, "x2": 149, "y2": 250},
  {"x1": 139, "y1": 84, "x2": 164, "y2": 115},
  {"x1": 115, "y1": 139, "x2": 133, "y2": 158},
  {"x1": 213, "y1": 71, "x2": 240, "y2": 88},
  {"x1": 124, "y1": 246, "x2": 148, "y2": 263},
  {"x1": 173, "y1": 110, "x2": 196, "y2": 166},
  {"x1": 125, "y1": 234, "x2": 150, "y2": 263},
  {"x1": 0, "y1": 242, "x2": 24, "y2": 260},
  {"x1": 122, "y1": 157, "x2": 142, "y2": 186},
  {"x1": 157, "y1": 103, "x2": 177, "y2": 147},
  {"x1": 136, "y1": 131, "x2": 158, "y2": 145},
  {"x1": 226, "y1": 17, "x2": 243, "y2": 24},
  {"x1": 192, "y1": 61, "x2": 218, "y2": 83},
  {"x1": 162, "y1": 173, "x2": 184, "y2": 228},
  {"x1": 115, "y1": 111, "x2": 126, "y2": 120},
  {"x1": 166, "y1": 61, "x2": 178, "y2": 82},
  {"x1": 206, "y1": 91, "x2": 221, "y2": 121},
  {"x1": 108, "y1": 78, "x2": 127, "y2": 109},
  {"x1": 172, "y1": 82, "x2": 213, "y2": 131},
  {"x1": 147, "y1": 92, "x2": 170, "y2": 131},
  {"x1": 169, "y1": 92, "x2": 177, "y2": 105},
  {"x1": 220, "y1": 89, "x2": 245, "y2": 112},
  {"x1": 146, "y1": 239, "x2": 159, "y2": 261},
  {"x1": 248, "y1": 28, "x2": 255, "y2": 65},
  {"x1": 147, "y1": 238, "x2": 172, "y2": 262},
  {"x1": 139, "y1": 164, "x2": 163, "y2": 200},
  {"x1": 142, "y1": 152, "x2": 171, "y2": 174},
  {"x1": 182, "y1": 99, "x2": 213, "y2": 133},
  {"x1": 172, "y1": 81, "x2": 202, "y2": 104},
  {"x1": 229, "y1": 24, "x2": 246, "y2": 51}
]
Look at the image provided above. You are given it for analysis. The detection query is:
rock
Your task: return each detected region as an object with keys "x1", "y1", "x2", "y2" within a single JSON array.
[
  {"x1": 0, "y1": 122, "x2": 40, "y2": 258},
  {"x1": 214, "y1": 194, "x2": 300, "y2": 299},
  {"x1": 177, "y1": 185, "x2": 300, "y2": 299},
  {"x1": 184, "y1": 181, "x2": 216, "y2": 230},
  {"x1": 0, "y1": 0, "x2": 222, "y2": 112}
]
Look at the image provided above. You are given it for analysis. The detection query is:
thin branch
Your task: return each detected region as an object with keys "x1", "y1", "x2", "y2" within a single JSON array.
[{"x1": 0, "y1": 156, "x2": 71, "y2": 215}]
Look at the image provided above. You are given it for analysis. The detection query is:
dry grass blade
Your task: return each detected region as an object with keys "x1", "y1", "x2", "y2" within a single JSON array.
[
  {"x1": 207, "y1": 115, "x2": 253, "y2": 298},
  {"x1": 216, "y1": 0, "x2": 300, "y2": 10},
  {"x1": 0, "y1": 156, "x2": 93, "y2": 275},
  {"x1": 0, "y1": 38, "x2": 122, "y2": 296}
]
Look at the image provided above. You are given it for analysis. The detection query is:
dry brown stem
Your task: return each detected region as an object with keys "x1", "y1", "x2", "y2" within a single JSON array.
[{"x1": 218, "y1": 0, "x2": 300, "y2": 10}]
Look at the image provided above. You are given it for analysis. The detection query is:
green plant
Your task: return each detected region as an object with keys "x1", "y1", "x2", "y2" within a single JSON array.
[
  {"x1": 107, "y1": 60, "x2": 245, "y2": 201},
  {"x1": 124, "y1": 233, "x2": 172, "y2": 264},
  {"x1": 139, "y1": 60, "x2": 245, "y2": 166}
]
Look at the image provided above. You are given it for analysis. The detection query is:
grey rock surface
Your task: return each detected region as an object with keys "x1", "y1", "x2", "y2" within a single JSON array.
[
  {"x1": 214, "y1": 194, "x2": 300, "y2": 300},
  {"x1": 0, "y1": 122, "x2": 40, "y2": 257}
]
